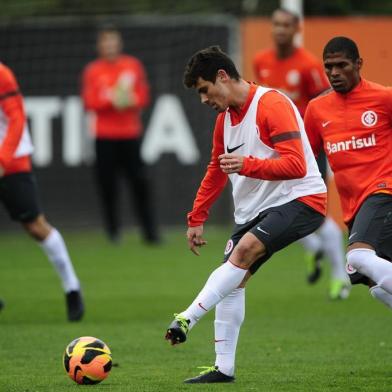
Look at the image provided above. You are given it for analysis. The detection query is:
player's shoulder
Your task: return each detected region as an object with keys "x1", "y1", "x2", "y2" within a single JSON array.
[
  {"x1": 120, "y1": 54, "x2": 144, "y2": 67},
  {"x1": 0, "y1": 62, "x2": 18, "y2": 89},
  {"x1": 362, "y1": 78, "x2": 391, "y2": 94},
  {"x1": 259, "y1": 88, "x2": 291, "y2": 106},
  {"x1": 0, "y1": 62, "x2": 16, "y2": 80},
  {"x1": 83, "y1": 59, "x2": 102, "y2": 74},
  {"x1": 356, "y1": 79, "x2": 392, "y2": 107},
  {"x1": 306, "y1": 88, "x2": 335, "y2": 114}
]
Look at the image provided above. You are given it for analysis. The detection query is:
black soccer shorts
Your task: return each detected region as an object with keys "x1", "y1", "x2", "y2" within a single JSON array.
[
  {"x1": 347, "y1": 193, "x2": 392, "y2": 285},
  {"x1": 222, "y1": 199, "x2": 325, "y2": 275},
  {"x1": 0, "y1": 172, "x2": 42, "y2": 223}
]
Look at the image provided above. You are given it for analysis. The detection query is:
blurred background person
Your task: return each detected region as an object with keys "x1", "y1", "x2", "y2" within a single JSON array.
[
  {"x1": 253, "y1": 8, "x2": 350, "y2": 300},
  {"x1": 81, "y1": 25, "x2": 160, "y2": 245},
  {"x1": 0, "y1": 62, "x2": 84, "y2": 321}
]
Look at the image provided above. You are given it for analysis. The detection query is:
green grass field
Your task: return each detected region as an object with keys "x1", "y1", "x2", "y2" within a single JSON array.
[{"x1": 0, "y1": 228, "x2": 390, "y2": 391}]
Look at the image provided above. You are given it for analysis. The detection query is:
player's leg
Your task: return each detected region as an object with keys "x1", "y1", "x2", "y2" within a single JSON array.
[
  {"x1": 95, "y1": 139, "x2": 120, "y2": 242},
  {"x1": 23, "y1": 214, "x2": 84, "y2": 321},
  {"x1": 180, "y1": 223, "x2": 256, "y2": 383},
  {"x1": 165, "y1": 214, "x2": 266, "y2": 347},
  {"x1": 0, "y1": 172, "x2": 84, "y2": 321},
  {"x1": 369, "y1": 285, "x2": 392, "y2": 309},
  {"x1": 167, "y1": 200, "x2": 324, "y2": 341},
  {"x1": 346, "y1": 194, "x2": 392, "y2": 295},
  {"x1": 120, "y1": 139, "x2": 160, "y2": 244},
  {"x1": 211, "y1": 200, "x2": 324, "y2": 380},
  {"x1": 166, "y1": 236, "x2": 259, "y2": 345},
  {"x1": 212, "y1": 284, "x2": 246, "y2": 377},
  {"x1": 318, "y1": 217, "x2": 350, "y2": 299},
  {"x1": 298, "y1": 233, "x2": 324, "y2": 284},
  {"x1": 180, "y1": 199, "x2": 324, "y2": 383},
  {"x1": 299, "y1": 151, "x2": 328, "y2": 284}
]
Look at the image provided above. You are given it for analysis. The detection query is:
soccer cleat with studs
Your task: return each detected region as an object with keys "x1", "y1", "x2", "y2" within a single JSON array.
[
  {"x1": 165, "y1": 313, "x2": 190, "y2": 345},
  {"x1": 66, "y1": 290, "x2": 84, "y2": 322},
  {"x1": 184, "y1": 366, "x2": 235, "y2": 384},
  {"x1": 306, "y1": 250, "x2": 324, "y2": 284}
]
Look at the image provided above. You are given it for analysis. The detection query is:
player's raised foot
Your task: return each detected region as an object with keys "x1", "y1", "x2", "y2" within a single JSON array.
[
  {"x1": 184, "y1": 366, "x2": 235, "y2": 384},
  {"x1": 165, "y1": 313, "x2": 190, "y2": 345},
  {"x1": 306, "y1": 250, "x2": 324, "y2": 284},
  {"x1": 329, "y1": 279, "x2": 351, "y2": 300},
  {"x1": 66, "y1": 290, "x2": 84, "y2": 322}
]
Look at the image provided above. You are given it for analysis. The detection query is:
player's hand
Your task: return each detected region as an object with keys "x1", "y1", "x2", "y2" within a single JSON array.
[
  {"x1": 187, "y1": 225, "x2": 207, "y2": 256},
  {"x1": 218, "y1": 154, "x2": 244, "y2": 174},
  {"x1": 112, "y1": 82, "x2": 133, "y2": 110}
]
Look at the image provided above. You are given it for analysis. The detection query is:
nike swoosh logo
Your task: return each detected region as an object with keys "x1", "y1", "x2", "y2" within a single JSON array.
[
  {"x1": 349, "y1": 232, "x2": 357, "y2": 240},
  {"x1": 227, "y1": 143, "x2": 245, "y2": 153},
  {"x1": 198, "y1": 302, "x2": 208, "y2": 311},
  {"x1": 256, "y1": 227, "x2": 270, "y2": 235},
  {"x1": 322, "y1": 121, "x2": 331, "y2": 127}
]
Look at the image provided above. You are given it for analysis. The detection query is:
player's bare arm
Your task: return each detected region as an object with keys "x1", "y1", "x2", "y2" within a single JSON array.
[{"x1": 186, "y1": 225, "x2": 207, "y2": 256}]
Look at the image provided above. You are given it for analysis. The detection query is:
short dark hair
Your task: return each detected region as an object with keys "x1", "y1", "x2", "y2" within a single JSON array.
[
  {"x1": 323, "y1": 36, "x2": 360, "y2": 61},
  {"x1": 183, "y1": 46, "x2": 240, "y2": 88},
  {"x1": 272, "y1": 7, "x2": 300, "y2": 24}
]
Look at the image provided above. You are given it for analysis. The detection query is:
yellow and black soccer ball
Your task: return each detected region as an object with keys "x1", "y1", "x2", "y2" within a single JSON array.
[{"x1": 63, "y1": 336, "x2": 112, "y2": 385}]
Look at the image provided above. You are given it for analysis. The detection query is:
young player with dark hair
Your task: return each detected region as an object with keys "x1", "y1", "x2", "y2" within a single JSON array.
[{"x1": 165, "y1": 46, "x2": 327, "y2": 383}]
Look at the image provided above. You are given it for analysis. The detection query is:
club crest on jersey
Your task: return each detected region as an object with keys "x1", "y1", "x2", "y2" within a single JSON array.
[
  {"x1": 224, "y1": 239, "x2": 234, "y2": 255},
  {"x1": 361, "y1": 110, "x2": 377, "y2": 127}
]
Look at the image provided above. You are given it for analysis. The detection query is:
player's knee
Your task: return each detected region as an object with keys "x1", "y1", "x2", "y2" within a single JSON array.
[
  {"x1": 231, "y1": 236, "x2": 265, "y2": 269},
  {"x1": 346, "y1": 248, "x2": 371, "y2": 271},
  {"x1": 23, "y1": 215, "x2": 51, "y2": 241}
]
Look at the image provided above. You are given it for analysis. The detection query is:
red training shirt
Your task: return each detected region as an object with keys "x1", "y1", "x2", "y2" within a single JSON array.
[
  {"x1": 305, "y1": 79, "x2": 392, "y2": 224},
  {"x1": 253, "y1": 47, "x2": 330, "y2": 117},
  {"x1": 81, "y1": 54, "x2": 150, "y2": 139}
]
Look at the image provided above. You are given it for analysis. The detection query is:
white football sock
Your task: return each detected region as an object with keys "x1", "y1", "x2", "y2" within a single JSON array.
[
  {"x1": 298, "y1": 232, "x2": 322, "y2": 254},
  {"x1": 319, "y1": 217, "x2": 348, "y2": 281},
  {"x1": 40, "y1": 228, "x2": 80, "y2": 293},
  {"x1": 346, "y1": 248, "x2": 392, "y2": 294},
  {"x1": 180, "y1": 261, "x2": 247, "y2": 328},
  {"x1": 214, "y1": 288, "x2": 245, "y2": 377},
  {"x1": 370, "y1": 285, "x2": 392, "y2": 309}
]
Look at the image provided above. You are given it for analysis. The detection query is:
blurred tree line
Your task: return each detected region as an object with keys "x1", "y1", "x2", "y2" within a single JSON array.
[{"x1": 0, "y1": 0, "x2": 391, "y2": 19}]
